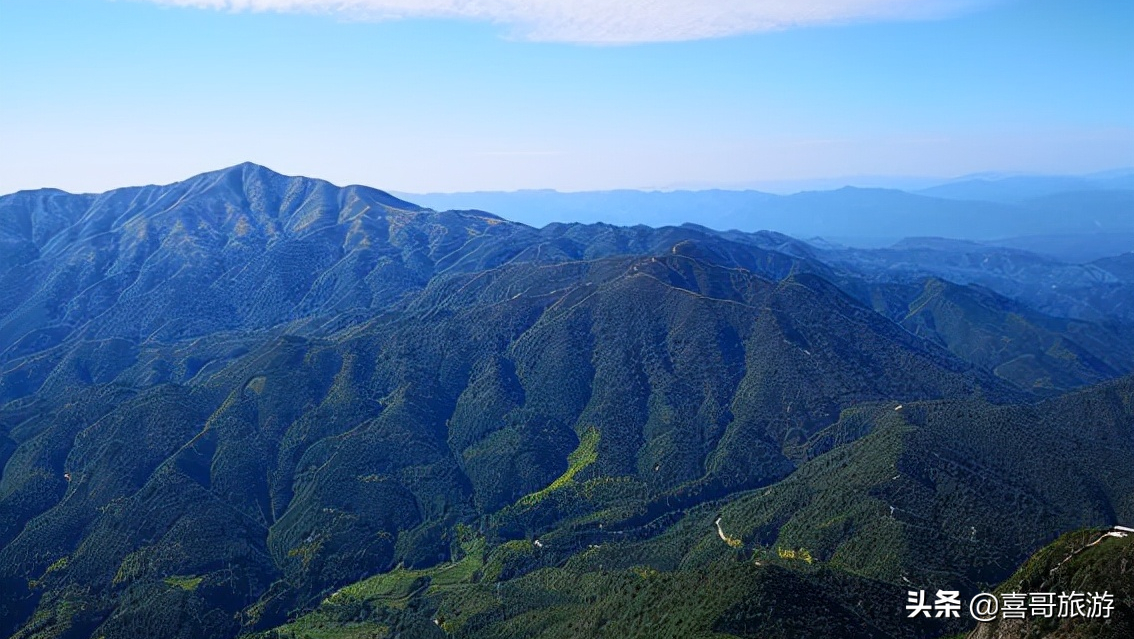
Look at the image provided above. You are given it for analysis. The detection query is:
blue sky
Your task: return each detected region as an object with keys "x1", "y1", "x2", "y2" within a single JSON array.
[{"x1": 1, "y1": 0, "x2": 1131, "y2": 193}]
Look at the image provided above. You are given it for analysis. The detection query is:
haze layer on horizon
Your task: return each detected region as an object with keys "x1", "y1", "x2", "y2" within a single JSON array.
[{"x1": 1, "y1": 0, "x2": 1132, "y2": 195}]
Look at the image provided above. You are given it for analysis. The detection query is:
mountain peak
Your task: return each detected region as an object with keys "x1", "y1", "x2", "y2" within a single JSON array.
[{"x1": 200, "y1": 161, "x2": 289, "y2": 184}]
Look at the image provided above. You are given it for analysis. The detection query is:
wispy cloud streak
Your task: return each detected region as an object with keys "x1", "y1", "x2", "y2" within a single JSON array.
[{"x1": 138, "y1": 0, "x2": 994, "y2": 43}]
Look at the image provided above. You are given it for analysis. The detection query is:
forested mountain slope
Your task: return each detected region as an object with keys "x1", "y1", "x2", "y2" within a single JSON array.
[{"x1": 1, "y1": 165, "x2": 1131, "y2": 639}]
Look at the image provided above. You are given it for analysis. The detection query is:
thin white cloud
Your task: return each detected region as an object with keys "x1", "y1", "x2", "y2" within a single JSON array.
[
  {"x1": 475, "y1": 151, "x2": 563, "y2": 156},
  {"x1": 138, "y1": 0, "x2": 994, "y2": 44}
]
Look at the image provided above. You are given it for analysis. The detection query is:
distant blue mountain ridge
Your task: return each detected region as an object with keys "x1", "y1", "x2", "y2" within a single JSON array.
[{"x1": 394, "y1": 170, "x2": 1134, "y2": 261}]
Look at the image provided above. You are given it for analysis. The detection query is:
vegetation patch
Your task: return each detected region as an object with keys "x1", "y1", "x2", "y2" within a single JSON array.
[
  {"x1": 776, "y1": 547, "x2": 815, "y2": 564},
  {"x1": 164, "y1": 575, "x2": 203, "y2": 591},
  {"x1": 518, "y1": 427, "x2": 599, "y2": 506}
]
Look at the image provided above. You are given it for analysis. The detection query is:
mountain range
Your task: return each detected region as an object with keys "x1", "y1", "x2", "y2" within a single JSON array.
[
  {"x1": 396, "y1": 171, "x2": 1134, "y2": 262},
  {"x1": 1, "y1": 164, "x2": 1131, "y2": 639}
]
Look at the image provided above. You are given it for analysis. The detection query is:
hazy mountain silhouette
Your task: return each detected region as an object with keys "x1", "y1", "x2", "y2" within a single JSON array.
[{"x1": 397, "y1": 172, "x2": 1134, "y2": 252}]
